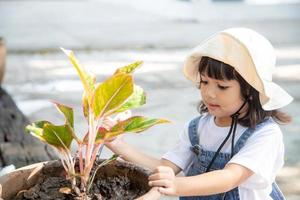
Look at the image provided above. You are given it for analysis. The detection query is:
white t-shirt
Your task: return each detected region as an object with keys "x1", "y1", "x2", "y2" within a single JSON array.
[{"x1": 162, "y1": 113, "x2": 285, "y2": 200}]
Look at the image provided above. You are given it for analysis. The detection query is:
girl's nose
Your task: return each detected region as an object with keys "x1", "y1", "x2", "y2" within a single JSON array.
[{"x1": 206, "y1": 88, "x2": 217, "y2": 99}]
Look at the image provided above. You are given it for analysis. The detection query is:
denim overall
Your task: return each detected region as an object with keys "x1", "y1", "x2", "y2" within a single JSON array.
[{"x1": 179, "y1": 116, "x2": 285, "y2": 200}]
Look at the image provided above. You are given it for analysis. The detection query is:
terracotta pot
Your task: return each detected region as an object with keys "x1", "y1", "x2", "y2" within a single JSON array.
[
  {"x1": 0, "y1": 37, "x2": 6, "y2": 84},
  {"x1": 0, "y1": 159, "x2": 151, "y2": 200}
]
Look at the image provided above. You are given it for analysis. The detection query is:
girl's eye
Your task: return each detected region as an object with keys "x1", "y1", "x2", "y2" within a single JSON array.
[
  {"x1": 218, "y1": 85, "x2": 229, "y2": 90},
  {"x1": 200, "y1": 80, "x2": 208, "y2": 85},
  {"x1": 196, "y1": 80, "x2": 207, "y2": 89}
]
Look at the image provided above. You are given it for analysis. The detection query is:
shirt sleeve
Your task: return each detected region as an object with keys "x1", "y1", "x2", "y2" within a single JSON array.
[
  {"x1": 162, "y1": 122, "x2": 194, "y2": 172},
  {"x1": 227, "y1": 122, "x2": 285, "y2": 189}
]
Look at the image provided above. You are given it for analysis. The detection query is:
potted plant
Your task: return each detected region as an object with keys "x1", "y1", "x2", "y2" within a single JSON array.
[{"x1": 0, "y1": 48, "x2": 169, "y2": 200}]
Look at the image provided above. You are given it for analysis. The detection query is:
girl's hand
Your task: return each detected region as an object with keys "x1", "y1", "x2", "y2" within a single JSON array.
[
  {"x1": 101, "y1": 110, "x2": 132, "y2": 131},
  {"x1": 134, "y1": 187, "x2": 161, "y2": 200},
  {"x1": 101, "y1": 116, "x2": 116, "y2": 131},
  {"x1": 103, "y1": 111, "x2": 132, "y2": 147},
  {"x1": 148, "y1": 166, "x2": 178, "y2": 196}
]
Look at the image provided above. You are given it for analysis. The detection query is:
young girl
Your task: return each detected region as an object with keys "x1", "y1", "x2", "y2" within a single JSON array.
[{"x1": 105, "y1": 27, "x2": 293, "y2": 200}]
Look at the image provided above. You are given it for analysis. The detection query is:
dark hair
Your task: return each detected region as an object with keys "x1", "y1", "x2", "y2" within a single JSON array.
[{"x1": 197, "y1": 56, "x2": 291, "y2": 128}]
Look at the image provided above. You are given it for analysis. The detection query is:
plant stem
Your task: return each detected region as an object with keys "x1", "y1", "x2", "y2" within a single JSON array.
[
  {"x1": 84, "y1": 144, "x2": 102, "y2": 180},
  {"x1": 84, "y1": 111, "x2": 103, "y2": 187},
  {"x1": 86, "y1": 111, "x2": 94, "y2": 167},
  {"x1": 86, "y1": 154, "x2": 118, "y2": 193}
]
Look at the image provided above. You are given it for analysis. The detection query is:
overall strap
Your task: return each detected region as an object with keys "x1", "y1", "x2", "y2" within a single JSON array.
[
  {"x1": 188, "y1": 116, "x2": 202, "y2": 155},
  {"x1": 233, "y1": 118, "x2": 272, "y2": 154}
]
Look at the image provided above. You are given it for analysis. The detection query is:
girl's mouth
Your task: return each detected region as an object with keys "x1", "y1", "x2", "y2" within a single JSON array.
[{"x1": 207, "y1": 103, "x2": 220, "y2": 110}]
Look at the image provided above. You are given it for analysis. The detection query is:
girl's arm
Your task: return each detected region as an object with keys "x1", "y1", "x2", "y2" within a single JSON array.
[
  {"x1": 105, "y1": 137, "x2": 181, "y2": 173},
  {"x1": 148, "y1": 163, "x2": 253, "y2": 196},
  {"x1": 103, "y1": 114, "x2": 181, "y2": 173}
]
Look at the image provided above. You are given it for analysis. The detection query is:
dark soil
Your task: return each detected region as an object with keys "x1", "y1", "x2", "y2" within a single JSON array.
[{"x1": 13, "y1": 159, "x2": 151, "y2": 200}]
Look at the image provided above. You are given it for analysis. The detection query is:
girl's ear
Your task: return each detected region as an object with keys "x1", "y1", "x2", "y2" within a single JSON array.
[
  {"x1": 249, "y1": 95, "x2": 253, "y2": 101},
  {"x1": 244, "y1": 94, "x2": 253, "y2": 102},
  {"x1": 246, "y1": 87, "x2": 255, "y2": 101}
]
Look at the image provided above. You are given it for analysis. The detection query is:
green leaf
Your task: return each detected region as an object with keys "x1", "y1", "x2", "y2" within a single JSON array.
[
  {"x1": 43, "y1": 124, "x2": 74, "y2": 149},
  {"x1": 92, "y1": 73, "x2": 134, "y2": 118},
  {"x1": 26, "y1": 121, "x2": 74, "y2": 151},
  {"x1": 94, "y1": 116, "x2": 170, "y2": 143},
  {"x1": 61, "y1": 48, "x2": 95, "y2": 102},
  {"x1": 122, "y1": 116, "x2": 170, "y2": 133},
  {"x1": 113, "y1": 85, "x2": 146, "y2": 114},
  {"x1": 114, "y1": 61, "x2": 143, "y2": 75},
  {"x1": 25, "y1": 121, "x2": 49, "y2": 142},
  {"x1": 53, "y1": 102, "x2": 74, "y2": 128}
]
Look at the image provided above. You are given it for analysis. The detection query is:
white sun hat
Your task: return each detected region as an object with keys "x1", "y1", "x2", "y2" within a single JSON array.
[{"x1": 183, "y1": 27, "x2": 293, "y2": 111}]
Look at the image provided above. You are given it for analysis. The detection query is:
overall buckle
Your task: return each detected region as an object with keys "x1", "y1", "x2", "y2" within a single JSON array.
[{"x1": 190, "y1": 144, "x2": 201, "y2": 155}]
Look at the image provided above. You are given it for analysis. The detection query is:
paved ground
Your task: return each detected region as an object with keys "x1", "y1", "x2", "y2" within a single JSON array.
[
  {"x1": 1, "y1": 0, "x2": 300, "y2": 199},
  {"x1": 1, "y1": 0, "x2": 300, "y2": 52}
]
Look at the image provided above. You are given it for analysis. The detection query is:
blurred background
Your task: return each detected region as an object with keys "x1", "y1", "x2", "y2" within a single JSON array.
[{"x1": 0, "y1": 0, "x2": 299, "y2": 199}]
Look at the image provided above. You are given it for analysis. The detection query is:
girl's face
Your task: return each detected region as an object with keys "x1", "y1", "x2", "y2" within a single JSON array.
[{"x1": 200, "y1": 73, "x2": 246, "y2": 126}]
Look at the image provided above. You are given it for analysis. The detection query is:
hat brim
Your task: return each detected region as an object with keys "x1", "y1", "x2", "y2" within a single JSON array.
[{"x1": 260, "y1": 81, "x2": 293, "y2": 110}]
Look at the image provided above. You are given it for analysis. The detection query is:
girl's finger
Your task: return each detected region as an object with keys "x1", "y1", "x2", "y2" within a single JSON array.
[
  {"x1": 149, "y1": 180, "x2": 172, "y2": 188},
  {"x1": 153, "y1": 166, "x2": 173, "y2": 173},
  {"x1": 148, "y1": 173, "x2": 172, "y2": 181},
  {"x1": 158, "y1": 187, "x2": 174, "y2": 196},
  {"x1": 103, "y1": 117, "x2": 115, "y2": 126}
]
